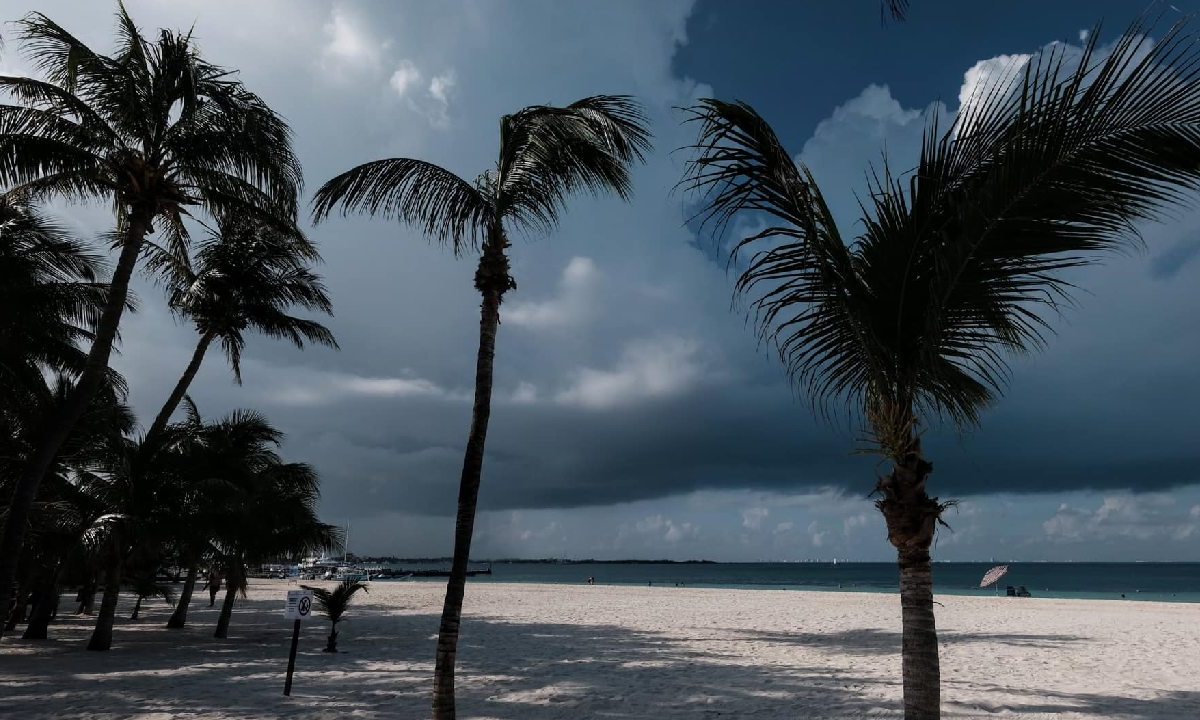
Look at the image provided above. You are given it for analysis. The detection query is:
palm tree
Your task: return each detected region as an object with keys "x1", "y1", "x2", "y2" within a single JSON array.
[
  {"x1": 683, "y1": 20, "x2": 1200, "y2": 720},
  {"x1": 194, "y1": 408, "x2": 336, "y2": 639},
  {"x1": 0, "y1": 199, "x2": 108, "y2": 408},
  {"x1": 145, "y1": 216, "x2": 336, "y2": 442},
  {"x1": 302, "y1": 579, "x2": 368, "y2": 653},
  {"x1": 76, "y1": 420, "x2": 189, "y2": 651},
  {"x1": 0, "y1": 373, "x2": 134, "y2": 640},
  {"x1": 0, "y1": 3, "x2": 302, "y2": 608},
  {"x1": 312, "y1": 95, "x2": 651, "y2": 719}
]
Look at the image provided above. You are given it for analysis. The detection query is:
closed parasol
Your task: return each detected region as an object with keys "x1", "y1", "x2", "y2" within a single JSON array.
[{"x1": 980, "y1": 564, "x2": 1009, "y2": 588}]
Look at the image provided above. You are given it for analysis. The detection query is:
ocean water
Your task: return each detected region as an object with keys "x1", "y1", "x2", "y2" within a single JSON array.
[{"x1": 380, "y1": 561, "x2": 1200, "y2": 603}]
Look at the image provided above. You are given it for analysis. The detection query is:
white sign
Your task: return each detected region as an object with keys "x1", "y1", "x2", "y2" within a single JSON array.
[{"x1": 284, "y1": 589, "x2": 313, "y2": 621}]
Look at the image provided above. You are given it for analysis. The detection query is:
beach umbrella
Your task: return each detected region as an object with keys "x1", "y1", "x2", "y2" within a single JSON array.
[{"x1": 979, "y1": 564, "x2": 1009, "y2": 588}]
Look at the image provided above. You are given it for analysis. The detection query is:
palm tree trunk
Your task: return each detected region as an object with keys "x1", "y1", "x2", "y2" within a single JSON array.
[
  {"x1": 213, "y1": 582, "x2": 237, "y2": 639},
  {"x1": 86, "y1": 533, "x2": 125, "y2": 652},
  {"x1": 22, "y1": 567, "x2": 60, "y2": 639},
  {"x1": 130, "y1": 595, "x2": 143, "y2": 620},
  {"x1": 213, "y1": 561, "x2": 242, "y2": 639},
  {"x1": 876, "y1": 439, "x2": 942, "y2": 720},
  {"x1": 146, "y1": 332, "x2": 214, "y2": 442},
  {"x1": 0, "y1": 206, "x2": 154, "y2": 632},
  {"x1": 325, "y1": 623, "x2": 338, "y2": 653},
  {"x1": 166, "y1": 564, "x2": 199, "y2": 629},
  {"x1": 432, "y1": 239, "x2": 511, "y2": 720},
  {"x1": 22, "y1": 578, "x2": 57, "y2": 643}
]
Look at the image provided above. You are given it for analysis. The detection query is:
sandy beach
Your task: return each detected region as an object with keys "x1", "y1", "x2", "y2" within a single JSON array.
[{"x1": 1, "y1": 580, "x2": 1196, "y2": 719}]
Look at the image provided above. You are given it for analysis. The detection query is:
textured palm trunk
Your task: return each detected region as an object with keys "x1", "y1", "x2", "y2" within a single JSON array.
[
  {"x1": 213, "y1": 582, "x2": 237, "y2": 639},
  {"x1": 876, "y1": 438, "x2": 942, "y2": 720},
  {"x1": 146, "y1": 332, "x2": 214, "y2": 442},
  {"x1": 86, "y1": 533, "x2": 125, "y2": 651},
  {"x1": 432, "y1": 237, "x2": 511, "y2": 720},
  {"x1": 3, "y1": 582, "x2": 24, "y2": 631},
  {"x1": 22, "y1": 575, "x2": 58, "y2": 640},
  {"x1": 166, "y1": 564, "x2": 199, "y2": 629},
  {"x1": 324, "y1": 623, "x2": 339, "y2": 653},
  {"x1": 213, "y1": 561, "x2": 242, "y2": 639},
  {"x1": 0, "y1": 207, "x2": 153, "y2": 632}
]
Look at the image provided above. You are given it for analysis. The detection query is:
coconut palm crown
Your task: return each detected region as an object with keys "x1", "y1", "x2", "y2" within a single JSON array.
[
  {"x1": 683, "y1": 18, "x2": 1200, "y2": 720},
  {"x1": 144, "y1": 215, "x2": 336, "y2": 441}
]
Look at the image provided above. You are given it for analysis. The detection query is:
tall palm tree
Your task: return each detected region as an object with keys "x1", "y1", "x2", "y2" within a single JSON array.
[
  {"x1": 303, "y1": 578, "x2": 368, "y2": 653},
  {"x1": 188, "y1": 407, "x2": 335, "y2": 639},
  {"x1": 145, "y1": 216, "x2": 337, "y2": 442},
  {"x1": 683, "y1": 20, "x2": 1200, "y2": 720},
  {"x1": 76, "y1": 419, "x2": 189, "y2": 651},
  {"x1": 0, "y1": 3, "x2": 302, "y2": 609},
  {"x1": 1, "y1": 372, "x2": 134, "y2": 640},
  {"x1": 312, "y1": 95, "x2": 651, "y2": 719}
]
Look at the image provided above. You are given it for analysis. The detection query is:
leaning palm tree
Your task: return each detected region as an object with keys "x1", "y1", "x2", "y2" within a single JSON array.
[
  {"x1": 302, "y1": 579, "x2": 368, "y2": 653},
  {"x1": 145, "y1": 216, "x2": 336, "y2": 442},
  {"x1": 312, "y1": 95, "x2": 650, "y2": 719},
  {"x1": 0, "y1": 3, "x2": 302, "y2": 608},
  {"x1": 684, "y1": 19, "x2": 1200, "y2": 720}
]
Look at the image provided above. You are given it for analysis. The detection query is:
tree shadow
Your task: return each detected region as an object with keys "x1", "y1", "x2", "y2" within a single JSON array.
[
  {"x1": 0, "y1": 593, "x2": 895, "y2": 719},
  {"x1": 950, "y1": 681, "x2": 1200, "y2": 720},
  {"x1": 0, "y1": 592, "x2": 1187, "y2": 720},
  {"x1": 732, "y1": 628, "x2": 1088, "y2": 655}
]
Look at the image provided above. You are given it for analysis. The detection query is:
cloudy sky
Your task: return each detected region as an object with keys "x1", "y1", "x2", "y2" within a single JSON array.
[{"x1": 5, "y1": 0, "x2": 1199, "y2": 561}]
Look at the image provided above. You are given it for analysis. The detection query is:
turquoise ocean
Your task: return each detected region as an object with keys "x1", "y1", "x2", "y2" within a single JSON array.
[{"x1": 379, "y1": 561, "x2": 1200, "y2": 602}]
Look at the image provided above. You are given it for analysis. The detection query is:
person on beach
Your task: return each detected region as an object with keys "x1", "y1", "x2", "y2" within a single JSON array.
[
  {"x1": 204, "y1": 570, "x2": 223, "y2": 607},
  {"x1": 74, "y1": 580, "x2": 95, "y2": 615}
]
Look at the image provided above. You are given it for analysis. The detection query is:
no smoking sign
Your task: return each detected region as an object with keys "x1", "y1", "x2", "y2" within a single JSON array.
[{"x1": 284, "y1": 589, "x2": 313, "y2": 620}]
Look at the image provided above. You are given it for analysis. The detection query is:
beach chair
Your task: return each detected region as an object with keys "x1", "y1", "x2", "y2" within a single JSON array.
[{"x1": 1005, "y1": 585, "x2": 1016, "y2": 597}]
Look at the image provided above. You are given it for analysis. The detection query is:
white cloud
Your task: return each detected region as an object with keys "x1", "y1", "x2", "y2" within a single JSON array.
[
  {"x1": 261, "y1": 369, "x2": 459, "y2": 407},
  {"x1": 424, "y1": 70, "x2": 457, "y2": 127},
  {"x1": 1079, "y1": 29, "x2": 1090, "y2": 43},
  {"x1": 389, "y1": 60, "x2": 421, "y2": 97},
  {"x1": 507, "y1": 257, "x2": 599, "y2": 329},
  {"x1": 429, "y1": 71, "x2": 456, "y2": 104},
  {"x1": 842, "y1": 512, "x2": 871, "y2": 535},
  {"x1": 555, "y1": 336, "x2": 705, "y2": 410},
  {"x1": 1042, "y1": 494, "x2": 1199, "y2": 543},
  {"x1": 320, "y1": 5, "x2": 383, "y2": 71},
  {"x1": 510, "y1": 381, "x2": 540, "y2": 404},
  {"x1": 664, "y1": 520, "x2": 697, "y2": 544},
  {"x1": 958, "y1": 52, "x2": 1031, "y2": 117},
  {"x1": 742, "y1": 506, "x2": 769, "y2": 529}
]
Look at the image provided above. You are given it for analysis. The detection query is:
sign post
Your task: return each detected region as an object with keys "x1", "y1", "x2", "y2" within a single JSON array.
[{"x1": 282, "y1": 589, "x2": 313, "y2": 696}]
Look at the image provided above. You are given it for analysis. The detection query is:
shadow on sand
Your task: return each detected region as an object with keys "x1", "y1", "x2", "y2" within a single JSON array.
[{"x1": 0, "y1": 592, "x2": 1195, "y2": 719}]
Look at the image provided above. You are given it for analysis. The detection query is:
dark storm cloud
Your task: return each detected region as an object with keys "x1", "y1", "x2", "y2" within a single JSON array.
[{"x1": 8, "y1": 0, "x2": 1197, "y2": 560}]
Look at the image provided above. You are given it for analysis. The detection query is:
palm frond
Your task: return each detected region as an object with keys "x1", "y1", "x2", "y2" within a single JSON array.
[
  {"x1": 311, "y1": 158, "x2": 492, "y2": 254},
  {"x1": 682, "y1": 99, "x2": 873, "y2": 418},
  {"x1": 498, "y1": 95, "x2": 651, "y2": 233},
  {"x1": 686, "y1": 16, "x2": 1200, "y2": 453}
]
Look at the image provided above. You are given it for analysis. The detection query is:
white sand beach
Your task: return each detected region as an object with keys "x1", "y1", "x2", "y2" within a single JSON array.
[{"x1": 1, "y1": 580, "x2": 1196, "y2": 719}]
